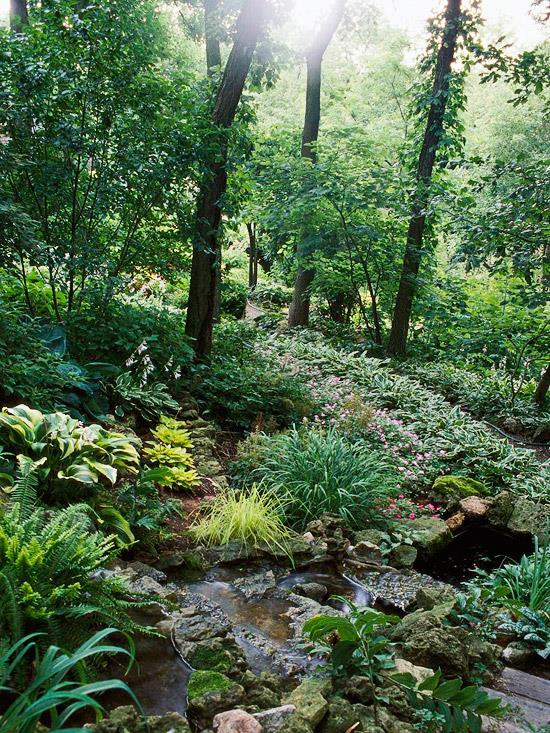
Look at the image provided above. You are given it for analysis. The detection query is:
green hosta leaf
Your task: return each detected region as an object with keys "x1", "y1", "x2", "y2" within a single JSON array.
[{"x1": 58, "y1": 463, "x2": 98, "y2": 484}]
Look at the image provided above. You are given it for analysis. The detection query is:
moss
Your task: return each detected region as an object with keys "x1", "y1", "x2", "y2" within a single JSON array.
[
  {"x1": 187, "y1": 643, "x2": 232, "y2": 672},
  {"x1": 432, "y1": 475, "x2": 490, "y2": 498},
  {"x1": 187, "y1": 670, "x2": 233, "y2": 700}
]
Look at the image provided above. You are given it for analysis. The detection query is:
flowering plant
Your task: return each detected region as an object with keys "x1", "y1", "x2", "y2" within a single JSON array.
[{"x1": 380, "y1": 495, "x2": 442, "y2": 521}]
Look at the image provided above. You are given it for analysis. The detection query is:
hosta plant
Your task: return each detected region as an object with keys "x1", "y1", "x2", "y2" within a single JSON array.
[
  {"x1": 143, "y1": 415, "x2": 200, "y2": 491},
  {"x1": 0, "y1": 629, "x2": 140, "y2": 733},
  {"x1": 0, "y1": 404, "x2": 140, "y2": 500},
  {"x1": 111, "y1": 371, "x2": 179, "y2": 423}
]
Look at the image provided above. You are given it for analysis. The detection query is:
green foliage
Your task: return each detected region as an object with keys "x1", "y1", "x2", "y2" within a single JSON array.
[
  {"x1": 191, "y1": 484, "x2": 292, "y2": 555},
  {"x1": 0, "y1": 501, "x2": 149, "y2": 653},
  {"x1": 0, "y1": 629, "x2": 140, "y2": 733},
  {"x1": 187, "y1": 670, "x2": 233, "y2": 700},
  {"x1": 111, "y1": 372, "x2": 179, "y2": 423},
  {"x1": 241, "y1": 426, "x2": 397, "y2": 530},
  {"x1": 268, "y1": 332, "x2": 550, "y2": 501},
  {"x1": 0, "y1": 405, "x2": 140, "y2": 501},
  {"x1": 467, "y1": 537, "x2": 550, "y2": 613},
  {"x1": 152, "y1": 416, "x2": 194, "y2": 448},
  {"x1": 195, "y1": 322, "x2": 313, "y2": 430},
  {"x1": 0, "y1": 0, "x2": 210, "y2": 313},
  {"x1": 497, "y1": 608, "x2": 550, "y2": 660},
  {"x1": 219, "y1": 278, "x2": 248, "y2": 318},
  {"x1": 67, "y1": 296, "x2": 195, "y2": 389},
  {"x1": 303, "y1": 601, "x2": 399, "y2": 682},
  {"x1": 304, "y1": 599, "x2": 508, "y2": 733},
  {"x1": 115, "y1": 468, "x2": 182, "y2": 547}
]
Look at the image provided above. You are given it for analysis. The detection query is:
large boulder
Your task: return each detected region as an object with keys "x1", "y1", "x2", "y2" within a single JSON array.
[
  {"x1": 505, "y1": 496, "x2": 550, "y2": 539},
  {"x1": 401, "y1": 517, "x2": 452, "y2": 559},
  {"x1": 432, "y1": 475, "x2": 490, "y2": 502},
  {"x1": 387, "y1": 603, "x2": 499, "y2": 679},
  {"x1": 187, "y1": 671, "x2": 247, "y2": 729}
]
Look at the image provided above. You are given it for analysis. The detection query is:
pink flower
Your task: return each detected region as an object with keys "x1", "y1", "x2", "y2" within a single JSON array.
[
  {"x1": 409, "y1": 513, "x2": 415, "y2": 519},
  {"x1": 396, "y1": 514, "x2": 402, "y2": 519},
  {"x1": 398, "y1": 494, "x2": 405, "y2": 499}
]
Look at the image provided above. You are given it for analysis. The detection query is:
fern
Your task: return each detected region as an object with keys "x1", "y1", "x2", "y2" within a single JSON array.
[{"x1": 6, "y1": 456, "x2": 42, "y2": 517}]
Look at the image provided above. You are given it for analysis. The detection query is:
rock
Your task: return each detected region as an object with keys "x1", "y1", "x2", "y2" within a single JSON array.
[
  {"x1": 188, "y1": 670, "x2": 235, "y2": 699},
  {"x1": 446, "y1": 512, "x2": 465, "y2": 532},
  {"x1": 432, "y1": 475, "x2": 490, "y2": 499},
  {"x1": 352, "y1": 528, "x2": 387, "y2": 547},
  {"x1": 401, "y1": 516, "x2": 452, "y2": 559},
  {"x1": 254, "y1": 706, "x2": 296, "y2": 733},
  {"x1": 350, "y1": 540, "x2": 383, "y2": 564},
  {"x1": 292, "y1": 582, "x2": 328, "y2": 603},
  {"x1": 212, "y1": 710, "x2": 262, "y2": 733},
  {"x1": 233, "y1": 571, "x2": 278, "y2": 599},
  {"x1": 187, "y1": 639, "x2": 235, "y2": 673},
  {"x1": 285, "y1": 678, "x2": 331, "y2": 727},
  {"x1": 302, "y1": 532, "x2": 315, "y2": 543},
  {"x1": 458, "y1": 496, "x2": 492, "y2": 520},
  {"x1": 502, "y1": 643, "x2": 536, "y2": 670},
  {"x1": 274, "y1": 714, "x2": 313, "y2": 733},
  {"x1": 319, "y1": 697, "x2": 359, "y2": 733},
  {"x1": 388, "y1": 544, "x2": 417, "y2": 569},
  {"x1": 388, "y1": 603, "x2": 500, "y2": 679},
  {"x1": 414, "y1": 585, "x2": 455, "y2": 611},
  {"x1": 241, "y1": 671, "x2": 283, "y2": 710},
  {"x1": 506, "y1": 496, "x2": 550, "y2": 539},
  {"x1": 393, "y1": 657, "x2": 433, "y2": 686},
  {"x1": 85, "y1": 705, "x2": 191, "y2": 733},
  {"x1": 486, "y1": 491, "x2": 515, "y2": 528},
  {"x1": 334, "y1": 675, "x2": 374, "y2": 704},
  {"x1": 173, "y1": 610, "x2": 231, "y2": 646}
]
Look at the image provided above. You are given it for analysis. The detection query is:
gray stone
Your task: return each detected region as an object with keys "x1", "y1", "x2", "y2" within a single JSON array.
[
  {"x1": 415, "y1": 585, "x2": 455, "y2": 611},
  {"x1": 388, "y1": 544, "x2": 417, "y2": 569},
  {"x1": 502, "y1": 643, "x2": 536, "y2": 670},
  {"x1": 506, "y1": 497, "x2": 550, "y2": 539},
  {"x1": 401, "y1": 516, "x2": 452, "y2": 559},
  {"x1": 459, "y1": 496, "x2": 492, "y2": 520},
  {"x1": 291, "y1": 582, "x2": 328, "y2": 602},
  {"x1": 254, "y1": 705, "x2": 296, "y2": 733},
  {"x1": 350, "y1": 540, "x2": 383, "y2": 564},
  {"x1": 285, "y1": 678, "x2": 331, "y2": 727},
  {"x1": 85, "y1": 705, "x2": 191, "y2": 733}
]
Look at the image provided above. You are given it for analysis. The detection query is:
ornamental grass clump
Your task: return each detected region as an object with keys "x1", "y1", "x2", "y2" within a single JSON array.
[
  {"x1": 251, "y1": 426, "x2": 397, "y2": 530},
  {"x1": 190, "y1": 484, "x2": 292, "y2": 555}
]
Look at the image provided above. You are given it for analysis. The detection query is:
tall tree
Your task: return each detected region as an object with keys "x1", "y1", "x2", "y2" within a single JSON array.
[
  {"x1": 204, "y1": 0, "x2": 222, "y2": 75},
  {"x1": 9, "y1": 0, "x2": 28, "y2": 32},
  {"x1": 388, "y1": 0, "x2": 463, "y2": 356},
  {"x1": 185, "y1": 0, "x2": 268, "y2": 357},
  {"x1": 287, "y1": 0, "x2": 344, "y2": 328}
]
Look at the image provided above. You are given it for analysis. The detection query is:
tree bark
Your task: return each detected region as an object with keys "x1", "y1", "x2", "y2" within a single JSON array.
[
  {"x1": 534, "y1": 362, "x2": 550, "y2": 405},
  {"x1": 10, "y1": 0, "x2": 28, "y2": 32},
  {"x1": 204, "y1": 0, "x2": 222, "y2": 76},
  {"x1": 185, "y1": 0, "x2": 267, "y2": 357},
  {"x1": 388, "y1": 0, "x2": 462, "y2": 357},
  {"x1": 247, "y1": 222, "x2": 258, "y2": 288},
  {"x1": 288, "y1": 0, "x2": 344, "y2": 328}
]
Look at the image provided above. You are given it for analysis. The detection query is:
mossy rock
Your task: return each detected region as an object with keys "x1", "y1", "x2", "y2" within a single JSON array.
[
  {"x1": 187, "y1": 670, "x2": 233, "y2": 699},
  {"x1": 432, "y1": 475, "x2": 490, "y2": 499},
  {"x1": 187, "y1": 642, "x2": 233, "y2": 672}
]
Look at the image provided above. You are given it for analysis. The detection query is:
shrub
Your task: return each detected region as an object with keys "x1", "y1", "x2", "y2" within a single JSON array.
[
  {"x1": 467, "y1": 537, "x2": 550, "y2": 613},
  {"x1": 196, "y1": 322, "x2": 314, "y2": 430},
  {"x1": 246, "y1": 427, "x2": 397, "y2": 530},
  {"x1": 219, "y1": 279, "x2": 248, "y2": 318},
  {"x1": 111, "y1": 372, "x2": 179, "y2": 423},
  {"x1": 0, "y1": 502, "x2": 148, "y2": 652},
  {"x1": 0, "y1": 629, "x2": 140, "y2": 732},
  {"x1": 0, "y1": 404, "x2": 140, "y2": 501},
  {"x1": 191, "y1": 484, "x2": 292, "y2": 554}
]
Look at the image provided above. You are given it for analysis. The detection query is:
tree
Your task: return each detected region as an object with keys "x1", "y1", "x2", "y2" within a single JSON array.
[
  {"x1": 9, "y1": 0, "x2": 28, "y2": 33},
  {"x1": 534, "y1": 363, "x2": 550, "y2": 405},
  {"x1": 287, "y1": 0, "x2": 344, "y2": 328},
  {"x1": 185, "y1": 0, "x2": 268, "y2": 357},
  {"x1": 388, "y1": 0, "x2": 463, "y2": 357}
]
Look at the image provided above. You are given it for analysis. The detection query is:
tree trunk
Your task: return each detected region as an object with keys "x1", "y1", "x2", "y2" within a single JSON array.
[
  {"x1": 288, "y1": 0, "x2": 344, "y2": 328},
  {"x1": 247, "y1": 222, "x2": 258, "y2": 289},
  {"x1": 388, "y1": 0, "x2": 462, "y2": 357},
  {"x1": 185, "y1": 0, "x2": 267, "y2": 357},
  {"x1": 10, "y1": 0, "x2": 28, "y2": 32},
  {"x1": 204, "y1": 0, "x2": 222, "y2": 75},
  {"x1": 534, "y1": 362, "x2": 550, "y2": 405}
]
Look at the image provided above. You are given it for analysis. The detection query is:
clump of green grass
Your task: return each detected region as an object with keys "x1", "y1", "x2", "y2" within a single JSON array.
[
  {"x1": 190, "y1": 484, "x2": 292, "y2": 555},
  {"x1": 249, "y1": 427, "x2": 397, "y2": 530}
]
